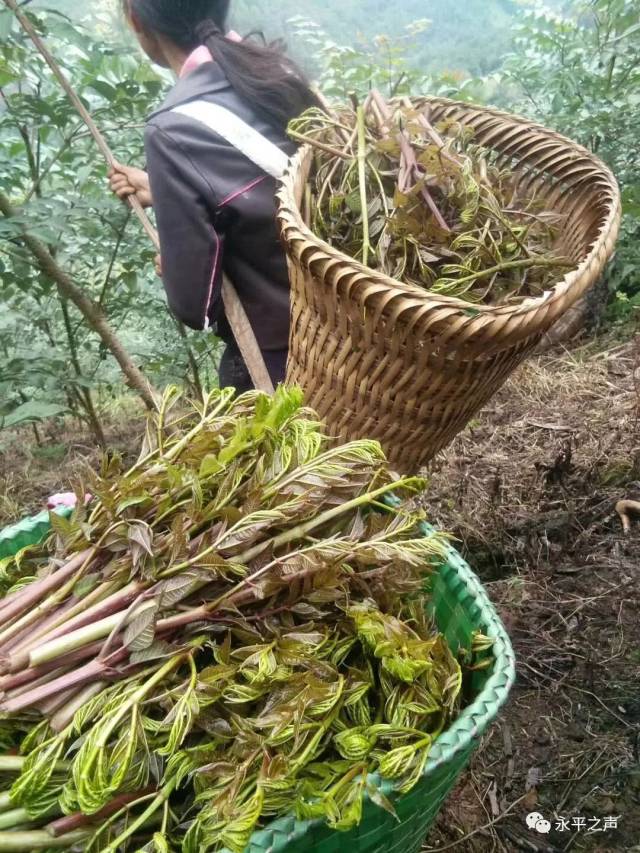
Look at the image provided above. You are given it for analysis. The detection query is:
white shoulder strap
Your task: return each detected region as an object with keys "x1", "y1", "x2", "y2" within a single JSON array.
[{"x1": 171, "y1": 100, "x2": 288, "y2": 179}]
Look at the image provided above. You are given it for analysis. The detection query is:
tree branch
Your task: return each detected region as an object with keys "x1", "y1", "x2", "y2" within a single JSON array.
[
  {"x1": 0, "y1": 190, "x2": 157, "y2": 410},
  {"x1": 98, "y1": 210, "x2": 131, "y2": 307},
  {"x1": 60, "y1": 297, "x2": 107, "y2": 446}
]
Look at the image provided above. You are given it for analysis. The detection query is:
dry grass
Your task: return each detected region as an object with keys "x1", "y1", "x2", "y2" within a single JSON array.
[
  {"x1": 423, "y1": 336, "x2": 640, "y2": 852},
  {"x1": 0, "y1": 397, "x2": 144, "y2": 527}
]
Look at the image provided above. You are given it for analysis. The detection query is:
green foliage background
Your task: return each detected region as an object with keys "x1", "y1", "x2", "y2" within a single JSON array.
[
  {"x1": 232, "y1": 0, "x2": 517, "y2": 75},
  {"x1": 32, "y1": 0, "x2": 565, "y2": 76}
]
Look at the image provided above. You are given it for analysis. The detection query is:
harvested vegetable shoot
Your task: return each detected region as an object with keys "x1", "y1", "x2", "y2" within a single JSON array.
[
  {"x1": 289, "y1": 91, "x2": 573, "y2": 303},
  {"x1": 0, "y1": 387, "x2": 485, "y2": 852}
]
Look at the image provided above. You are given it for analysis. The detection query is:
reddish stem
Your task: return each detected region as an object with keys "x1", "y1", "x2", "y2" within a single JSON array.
[
  {"x1": 36, "y1": 684, "x2": 79, "y2": 716},
  {"x1": 371, "y1": 89, "x2": 451, "y2": 233},
  {"x1": 0, "y1": 647, "x2": 127, "y2": 714},
  {"x1": 4, "y1": 667, "x2": 71, "y2": 701},
  {"x1": 0, "y1": 639, "x2": 108, "y2": 694},
  {"x1": 7, "y1": 583, "x2": 144, "y2": 673},
  {"x1": 50, "y1": 681, "x2": 107, "y2": 733},
  {"x1": 0, "y1": 549, "x2": 93, "y2": 631},
  {"x1": 2, "y1": 597, "x2": 80, "y2": 656},
  {"x1": 154, "y1": 563, "x2": 335, "y2": 636}
]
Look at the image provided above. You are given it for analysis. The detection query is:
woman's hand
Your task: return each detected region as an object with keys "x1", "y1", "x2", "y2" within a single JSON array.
[
  {"x1": 108, "y1": 162, "x2": 153, "y2": 208},
  {"x1": 154, "y1": 254, "x2": 162, "y2": 277}
]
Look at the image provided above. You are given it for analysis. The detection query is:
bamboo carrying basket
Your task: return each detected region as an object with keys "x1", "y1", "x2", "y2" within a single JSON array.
[
  {"x1": 277, "y1": 98, "x2": 621, "y2": 472},
  {"x1": 0, "y1": 508, "x2": 515, "y2": 853}
]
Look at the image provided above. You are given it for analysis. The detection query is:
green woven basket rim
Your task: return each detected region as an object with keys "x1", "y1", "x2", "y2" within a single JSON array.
[
  {"x1": 0, "y1": 507, "x2": 73, "y2": 558},
  {"x1": 0, "y1": 510, "x2": 515, "y2": 852},
  {"x1": 419, "y1": 529, "x2": 516, "y2": 766}
]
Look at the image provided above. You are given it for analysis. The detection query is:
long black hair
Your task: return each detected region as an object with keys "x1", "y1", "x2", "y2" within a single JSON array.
[{"x1": 124, "y1": 0, "x2": 320, "y2": 132}]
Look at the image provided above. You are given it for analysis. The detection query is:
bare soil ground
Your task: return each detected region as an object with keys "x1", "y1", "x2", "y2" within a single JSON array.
[
  {"x1": 1, "y1": 338, "x2": 638, "y2": 852},
  {"x1": 0, "y1": 398, "x2": 142, "y2": 527},
  {"x1": 424, "y1": 337, "x2": 640, "y2": 852}
]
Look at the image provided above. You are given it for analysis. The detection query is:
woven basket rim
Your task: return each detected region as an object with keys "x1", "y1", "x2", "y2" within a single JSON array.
[
  {"x1": 277, "y1": 96, "x2": 621, "y2": 334},
  {"x1": 0, "y1": 507, "x2": 71, "y2": 559}
]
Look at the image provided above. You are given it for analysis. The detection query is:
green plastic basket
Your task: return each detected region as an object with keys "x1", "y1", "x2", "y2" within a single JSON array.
[
  {"x1": 0, "y1": 506, "x2": 73, "y2": 560},
  {"x1": 0, "y1": 512, "x2": 515, "y2": 853}
]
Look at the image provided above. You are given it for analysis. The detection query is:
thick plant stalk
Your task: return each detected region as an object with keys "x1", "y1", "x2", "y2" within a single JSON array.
[
  {"x1": 0, "y1": 757, "x2": 69, "y2": 774},
  {"x1": 356, "y1": 105, "x2": 371, "y2": 267},
  {"x1": 36, "y1": 683, "x2": 80, "y2": 716},
  {"x1": 0, "y1": 555, "x2": 97, "y2": 654},
  {"x1": 28, "y1": 607, "x2": 141, "y2": 668},
  {"x1": 47, "y1": 787, "x2": 155, "y2": 837},
  {"x1": 3, "y1": 668, "x2": 72, "y2": 702},
  {"x1": 0, "y1": 829, "x2": 88, "y2": 850},
  {"x1": 2, "y1": 595, "x2": 83, "y2": 657},
  {"x1": 0, "y1": 648, "x2": 128, "y2": 713},
  {"x1": 0, "y1": 811, "x2": 30, "y2": 832},
  {"x1": 50, "y1": 681, "x2": 106, "y2": 733},
  {"x1": 0, "y1": 550, "x2": 92, "y2": 632},
  {"x1": 0, "y1": 640, "x2": 108, "y2": 694},
  {"x1": 8, "y1": 579, "x2": 123, "y2": 658},
  {"x1": 9, "y1": 581, "x2": 146, "y2": 669}
]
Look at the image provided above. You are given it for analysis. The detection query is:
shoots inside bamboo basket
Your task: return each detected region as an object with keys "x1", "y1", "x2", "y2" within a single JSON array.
[{"x1": 277, "y1": 97, "x2": 621, "y2": 472}]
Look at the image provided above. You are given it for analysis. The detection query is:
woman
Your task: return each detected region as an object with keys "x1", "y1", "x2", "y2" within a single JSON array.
[{"x1": 109, "y1": 1, "x2": 319, "y2": 392}]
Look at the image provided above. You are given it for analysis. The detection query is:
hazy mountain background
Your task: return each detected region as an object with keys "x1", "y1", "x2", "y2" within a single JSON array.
[
  {"x1": 35, "y1": 0, "x2": 566, "y2": 77},
  {"x1": 233, "y1": 0, "x2": 520, "y2": 75}
]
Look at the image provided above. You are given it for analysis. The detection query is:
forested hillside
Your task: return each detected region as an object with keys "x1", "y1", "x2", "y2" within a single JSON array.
[
  {"x1": 232, "y1": 0, "x2": 517, "y2": 74},
  {"x1": 31, "y1": 0, "x2": 560, "y2": 76}
]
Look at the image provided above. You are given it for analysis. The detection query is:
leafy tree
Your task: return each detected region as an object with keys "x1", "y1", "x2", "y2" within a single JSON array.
[
  {"x1": 501, "y1": 0, "x2": 640, "y2": 316},
  {"x1": 288, "y1": 17, "x2": 500, "y2": 104}
]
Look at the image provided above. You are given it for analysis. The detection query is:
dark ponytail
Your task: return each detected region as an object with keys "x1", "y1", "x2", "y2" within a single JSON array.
[{"x1": 125, "y1": 0, "x2": 320, "y2": 132}]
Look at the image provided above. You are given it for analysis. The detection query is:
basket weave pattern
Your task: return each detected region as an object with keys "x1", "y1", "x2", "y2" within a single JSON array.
[{"x1": 277, "y1": 98, "x2": 621, "y2": 471}]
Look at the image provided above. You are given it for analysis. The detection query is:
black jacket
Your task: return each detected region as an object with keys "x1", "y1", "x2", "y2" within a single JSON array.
[{"x1": 144, "y1": 62, "x2": 295, "y2": 350}]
